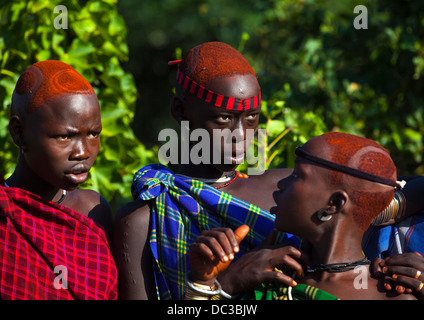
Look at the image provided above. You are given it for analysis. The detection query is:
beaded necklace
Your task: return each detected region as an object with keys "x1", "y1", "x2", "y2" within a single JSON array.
[{"x1": 176, "y1": 171, "x2": 248, "y2": 189}]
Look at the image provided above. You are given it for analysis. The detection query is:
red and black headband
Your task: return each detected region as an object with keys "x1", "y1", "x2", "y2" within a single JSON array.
[
  {"x1": 295, "y1": 146, "x2": 404, "y2": 189},
  {"x1": 169, "y1": 60, "x2": 261, "y2": 111}
]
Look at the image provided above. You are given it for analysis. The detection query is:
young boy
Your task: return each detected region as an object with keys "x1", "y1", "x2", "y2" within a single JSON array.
[{"x1": 0, "y1": 60, "x2": 117, "y2": 299}]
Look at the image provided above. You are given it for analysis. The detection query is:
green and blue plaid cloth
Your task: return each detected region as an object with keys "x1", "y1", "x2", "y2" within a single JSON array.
[{"x1": 131, "y1": 164, "x2": 300, "y2": 300}]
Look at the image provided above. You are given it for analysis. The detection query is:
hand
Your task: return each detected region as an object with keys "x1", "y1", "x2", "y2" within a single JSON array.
[
  {"x1": 217, "y1": 229, "x2": 306, "y2": 296},
  {"x1": 188, "y1": 225, "x2": 250, "y2": 286},
  {"x1": 372, "y1": 252, "x2": 424, "y2": 299}
]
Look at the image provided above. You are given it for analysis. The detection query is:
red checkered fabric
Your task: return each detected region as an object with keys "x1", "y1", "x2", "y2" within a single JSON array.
[{"x1": 0, "y1": 184, "x2": 117, "y2": 300}]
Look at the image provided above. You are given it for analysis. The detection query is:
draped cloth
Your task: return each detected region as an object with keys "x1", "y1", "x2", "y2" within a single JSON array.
[
  {"x1": 131, "y1": 164, "x2": 300, "y2": 300},
  {"x1": 362, "y1": 211, "x2": 424, "y2": 259},
  {"x1": 242, "y1": 282, "x2": 339, "y2": 300},
  {"x1": 0, "y1": 184, "x2": 117, "y2": 300}
]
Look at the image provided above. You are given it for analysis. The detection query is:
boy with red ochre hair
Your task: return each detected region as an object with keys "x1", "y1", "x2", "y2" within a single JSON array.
[
  {"x1": 114, "y1": 42, "x2": 424, "y2": 300},
  {"x1": 0, "y1": 60, "x2": 117, "y2": 299}
]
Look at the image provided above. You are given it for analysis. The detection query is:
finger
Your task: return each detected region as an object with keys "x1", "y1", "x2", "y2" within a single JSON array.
[
  {"x1": 233, "y1": 225, "x2": 250, "y2": 252},
  {"x1": 268, "y1": 270, "x2": 298, "y2": 287},
  {"x1": 383, "y1": 276, "x2": 393, "y2": 291},
  {"x1": 384, "y1": 252, "x2": 424, "y2": 270},
  {"x1": 189, "y1": 242, "x2": 216, "y2": 261},
  {"x1": 195, "y1": 231, "x2": 233, "y2": 262},
  {"x1": 390, "y1": 273, "x2": 424, "y2": 297},
  {"x1": 206, "y1": 227, "x2": 239, "y2": 248},
  {"x1": 371, "y1": 258, "x2": 384, "y2": 278},
  {"x1": 383, "y1": 265, "x2": 423, "y2": 281},
  {"x1": 268, "y1": 246, "x2": 304, "y2": 278}
]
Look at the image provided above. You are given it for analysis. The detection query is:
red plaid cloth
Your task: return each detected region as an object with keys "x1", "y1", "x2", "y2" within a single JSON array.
[{"x1": 0, "y1": 184, "x2": 117, "y2": 300}]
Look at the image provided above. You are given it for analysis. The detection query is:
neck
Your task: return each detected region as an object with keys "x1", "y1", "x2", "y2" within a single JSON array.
[
  {"x1": 178, "y1": 163, "x2": 236, "y2": 180},
  {"x1": 7, "y1": 155, "x2": 65, "y2": 203},
  {"x1": 304, "y1": 218, "x2": 365, "y2": 270}
]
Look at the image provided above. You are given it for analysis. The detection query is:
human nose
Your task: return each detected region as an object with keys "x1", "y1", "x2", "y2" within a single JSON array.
[
  {"x1": 231, "y1": 118, "x2": 246, "y2": 142},
  {"x1": 70, "y1": 138, "x2": 90, "y2": 160}
]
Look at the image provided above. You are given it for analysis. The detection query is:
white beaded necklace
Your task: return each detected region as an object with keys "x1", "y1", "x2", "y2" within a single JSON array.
[{"x1": 175, "y1": 171, "x2": 237, "y2": 184}]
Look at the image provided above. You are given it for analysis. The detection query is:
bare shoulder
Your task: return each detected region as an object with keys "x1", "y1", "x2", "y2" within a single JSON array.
[
  {"x1": 248, "y1": 168, "x2": 293, "y2": 187},
  {"x1": 116, "y1": 198, "x2": 151, "y2": 226},
  {"x1": 66, "y1": 188, "x2": 107, "y2": 214},
  {"x1": 114, "y1": 198, "x2": 152, "y2": 241},
  {"x1": 66, "y1": 188, "x2": 113, "y2": 236}
]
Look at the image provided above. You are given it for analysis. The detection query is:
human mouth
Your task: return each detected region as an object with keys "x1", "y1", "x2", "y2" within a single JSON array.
[
  {"x1": 65, "y1": 165, "x2": 90, "y2": 185},
  {"x1": 231, "y1": 153, "x2": 245, "y2": 164}
]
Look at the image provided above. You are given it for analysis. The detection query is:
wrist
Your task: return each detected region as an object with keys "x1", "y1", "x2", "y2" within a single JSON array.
[{"x1": 184, "y1": 273, "x2": 237, "y2": 300}]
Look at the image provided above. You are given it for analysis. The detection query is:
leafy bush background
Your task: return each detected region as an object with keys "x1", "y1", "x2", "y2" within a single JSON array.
[{"x1": 1, "y1": 0, "x2": 423, "y2": 211}]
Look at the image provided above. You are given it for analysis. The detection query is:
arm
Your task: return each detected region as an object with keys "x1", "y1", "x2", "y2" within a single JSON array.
[{"x1": 113, "y1": 199, "x2": 156, "y2": 300}]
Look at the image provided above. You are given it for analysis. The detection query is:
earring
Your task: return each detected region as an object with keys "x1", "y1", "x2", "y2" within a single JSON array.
[{"x1": 316, "y1": 208, "x2": 332, "y2": 222}]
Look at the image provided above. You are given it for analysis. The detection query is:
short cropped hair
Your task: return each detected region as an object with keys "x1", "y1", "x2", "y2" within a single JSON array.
[
  {"x1": 11, "y1": 60, "x2": 95, "y2": 116},
  {"x1": 178, "y1": 42, "x2": 256, "y2": 87},
  {"x1": 317, "y1": 132, "x2": 396, "y2": 231}
]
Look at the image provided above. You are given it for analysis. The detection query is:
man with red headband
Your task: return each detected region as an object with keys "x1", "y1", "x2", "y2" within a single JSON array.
[
  {"x1": 1, "y1": 60, "x2": 117, "y2": 299},
  {"x1": 114, "y1": 42, "x2": 424, "y2": 300}
]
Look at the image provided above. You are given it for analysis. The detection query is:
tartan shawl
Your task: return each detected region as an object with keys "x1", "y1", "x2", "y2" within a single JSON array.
[
  {"x1": 242, "y1": 282, "x2": 339, "y2": 300},
  {"x1": 131, "y1": 164, "x2": 300, "y2": 300},
  {"x1": 362, "y1": 211, "x2": 424, "y2": 259},
  {"x1": 0, "y1": 184, "x2": 118, "y2": 300}
]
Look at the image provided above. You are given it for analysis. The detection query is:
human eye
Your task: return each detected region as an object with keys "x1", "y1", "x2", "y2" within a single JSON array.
[
  {"x1": 246, "y1": 113, "x2": 258, "y2": 120},
  {"x1": 56, "y1": 134, "x2": 70, "y2": 142},
  {"x1": 216, "y1": 115, "x2": 231, "y2": 123},
  {"x1": 88, "y1": 131, "x2": 101, "y2": 139}
]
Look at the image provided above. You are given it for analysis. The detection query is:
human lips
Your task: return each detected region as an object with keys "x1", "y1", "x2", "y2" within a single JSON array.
[{"x1": 65, "y1": 164, "x2": 90, "y2": 185}]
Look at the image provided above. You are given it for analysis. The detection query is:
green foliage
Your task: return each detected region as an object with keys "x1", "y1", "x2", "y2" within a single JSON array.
[
  {"x1": 0, "y1": 0, "x2": 157, "y2": 209},
  {"x1": 247, "y1": 0, "x2": 424, "y2": 175}
]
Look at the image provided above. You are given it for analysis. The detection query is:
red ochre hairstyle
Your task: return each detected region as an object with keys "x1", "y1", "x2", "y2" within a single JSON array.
[
  {"x1": 313, "y1": 132, "x2": 396, "y2": 231},
  {"x1": 178, "y1": 42, "x2": 256, "y2": 86},
  {"x1": 11, "y1": 60, "x2": 95, "y2": 115}
]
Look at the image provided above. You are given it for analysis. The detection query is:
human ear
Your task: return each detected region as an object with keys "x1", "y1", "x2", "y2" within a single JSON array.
[
  {"x1": 8, "y1": 115, "x2": 26, "y2": 150},
  {"x1": 170, "y1": 95, "x2": 188, "y2": 124},
  {"x1": 316, "y1": 191, "x2": 349, "y2": 222},
  {"x1": 327, "y1": 191, "x2": 349, "y2": 214}
]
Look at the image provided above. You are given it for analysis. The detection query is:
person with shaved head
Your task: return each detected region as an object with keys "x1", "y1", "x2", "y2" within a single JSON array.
[
  {"x1": 187, "y1": 132, "x2": 422, "y2": 300},
  {"x1": 1, "y1": 60, "x2": 117, "y2": 299}
]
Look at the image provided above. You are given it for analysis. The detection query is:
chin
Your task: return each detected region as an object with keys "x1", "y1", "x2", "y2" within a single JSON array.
[{"x1": 213, "y1": 163, "x2": 239, "y2": 174}]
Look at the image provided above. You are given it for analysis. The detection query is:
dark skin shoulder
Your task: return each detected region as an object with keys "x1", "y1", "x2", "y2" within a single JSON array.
[
  {"x1": 113, "y1": 198, "x2": 156, "y2": 300},
  {"x1": 64, "y1": 189, "x2": 113, "y2": 239},
  {"x1": 222, "y1": 168, "x2": 293, "y2": 212}
]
